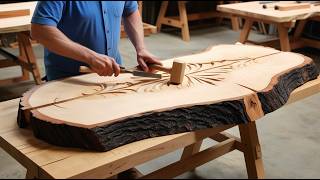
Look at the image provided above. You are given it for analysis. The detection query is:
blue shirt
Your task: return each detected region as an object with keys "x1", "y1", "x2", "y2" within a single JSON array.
[{"x1": 31, "y1": 1, "x2": 138, "y2": 80}]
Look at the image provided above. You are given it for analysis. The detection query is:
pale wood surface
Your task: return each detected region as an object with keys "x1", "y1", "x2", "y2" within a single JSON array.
[
  {"x1": 0, "y1": 2, "x2": 36, "y2": 34},
  {"x1": 217, "y1": 1, "x2": 320, "y2": 23},
  {"x1": 0, "y1": 76, "x2": 319, "y2": 178},
  {"x1": 20, "y1": 44, "x2": 310, "y2": 128}
]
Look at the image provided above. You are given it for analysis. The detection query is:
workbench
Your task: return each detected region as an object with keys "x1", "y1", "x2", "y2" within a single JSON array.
[
  {"x1": 1, "y1": 76, "x2": 319, "y2": 179},
  {"x1": 217, "y1": 1, "x2": 320, "y2": 51},
  {"x1": 0, "y1": 2, "x2": 41, "y2": 85}
]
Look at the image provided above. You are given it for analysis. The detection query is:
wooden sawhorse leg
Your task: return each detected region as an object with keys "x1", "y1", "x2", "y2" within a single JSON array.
[
  {"x1": 277, "y1": 23, "x2": 291, "y2": 52},
  {"x1": 156, "y1": 1, "x2": 190, "y2": 41},
  {"x1": 17, "y1": 32, "x2": 41, "y2": 85},
  {"x1": 239, "y1": 121, "x2": 265, "y2": 179},
  {"x1": 239, "y1": 19, "x2": 253, "y2": 43}
]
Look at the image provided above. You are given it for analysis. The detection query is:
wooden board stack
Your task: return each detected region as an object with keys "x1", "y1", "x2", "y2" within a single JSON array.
[{"x1": 18, "y1": 44, "x2": 319, "y2": 151}]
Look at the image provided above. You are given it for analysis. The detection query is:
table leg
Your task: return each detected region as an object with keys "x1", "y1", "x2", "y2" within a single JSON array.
[
  {"x1": 156, "y1": 1, "x2": 169, "y2": 32},
  {"x1": 181, "y1": 140, "x2": 203, "y2": 171},
  {"x1": 18, "y1": 41, "x2": 30, "y2": 81},
  {"x1": 239, "y1": 122, "x2": 265, "y2": 179},
  {"x1": 231, "y1": 15, "x2": 240, "y2": 31},
  {"x1": 277, "y1": 24, "x2": 291, "y2": 52},
  {"x1": 178, "y1": 1, "x2": 190, "y2": 41},
  {"x1": 293, "y1": 20, "x2": 307, "y2": 40},
  {"x1": 239, "y1": 19, "x2": 253, "y2": 43},
  {"x1": 25, "y1": 170, "x2": 37, "y2": 179},
  {"x1": 17, "y1": 32, "x2": 41, "y2": 84}
]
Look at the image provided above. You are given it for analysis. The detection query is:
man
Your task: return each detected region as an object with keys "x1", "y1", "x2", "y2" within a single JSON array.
[{"x1": 31, "y1": 1, "x2": 161, "y2": 81}]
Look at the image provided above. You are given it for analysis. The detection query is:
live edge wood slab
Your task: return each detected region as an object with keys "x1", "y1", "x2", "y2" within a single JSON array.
[{"x1": 18, "y1": 44, "x2": 319, "y2": 151}]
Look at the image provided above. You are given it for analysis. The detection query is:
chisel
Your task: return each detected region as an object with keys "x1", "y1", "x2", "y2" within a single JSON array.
[{"x1": 79, "y1": 66, "x2": 162, "y2": 79}]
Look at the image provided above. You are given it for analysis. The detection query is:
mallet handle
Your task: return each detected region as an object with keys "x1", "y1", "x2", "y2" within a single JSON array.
[{"x1": 149, "y1": 64, "x2": 171, "y2": 74}]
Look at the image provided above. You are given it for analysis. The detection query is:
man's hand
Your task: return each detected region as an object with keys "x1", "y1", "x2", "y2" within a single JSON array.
[
  {"x1": 137, "y1": 49, "x2": 162, "y2": 72},
  {"x1": 89, "y1": 53, "x2": 120, "y2": 77}
]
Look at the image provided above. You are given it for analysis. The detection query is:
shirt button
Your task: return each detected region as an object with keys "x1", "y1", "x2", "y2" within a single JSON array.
[
  {"x1": 108, "y1": 48, "x2": 111, "y2": 50},
  {"x1": 104, "y1": 10, "x2": 107, "y2": 14},
  {"x1": 107, "y1": 30, "x2": 110, "y2": 33}
]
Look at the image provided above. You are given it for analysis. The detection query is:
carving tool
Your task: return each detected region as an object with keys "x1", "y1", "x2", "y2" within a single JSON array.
[
  {"x1": 149, "y1": 60, "x2": 186, "y2": 85},
  {"x1": 79, "y1": 66, "x2": 162, "y2": 79}
]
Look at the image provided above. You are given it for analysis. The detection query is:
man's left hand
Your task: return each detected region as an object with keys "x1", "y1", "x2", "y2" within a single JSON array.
[{"x1": 137, "y1": 49, "x2": 162, "y2": 72}]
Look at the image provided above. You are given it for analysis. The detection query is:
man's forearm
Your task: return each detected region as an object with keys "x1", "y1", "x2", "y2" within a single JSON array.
[
  {"x1": 123, "y1": 10, "x2": 145, "y2": 52},
  {"x1": 31, "y1": 24, "x2": 96, "y2": 65}
]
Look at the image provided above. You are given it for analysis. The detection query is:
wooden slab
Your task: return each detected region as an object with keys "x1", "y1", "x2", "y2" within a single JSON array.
[
  {"x1": 217, "y1": 1, "x2": 320, "y2": 23},
  {"x1": 18, "y1": 44, "x2": 319, "y2": 151},
  {"x1": 1, "y1": 76, "x2": 320, "y2": 178}
]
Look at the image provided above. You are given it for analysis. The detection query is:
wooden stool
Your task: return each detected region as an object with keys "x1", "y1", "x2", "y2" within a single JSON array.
[
  {"x1": 0, "y1": 9, "x2": 41, "y2": 85},
  {"x1": 156, "y1": 1, "x2": 240, "y2": 41}
]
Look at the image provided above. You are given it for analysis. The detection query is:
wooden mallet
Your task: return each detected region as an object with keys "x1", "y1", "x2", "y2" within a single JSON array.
[{"x1": 149, "y1": 60, "x2": 186, "y2": 85}]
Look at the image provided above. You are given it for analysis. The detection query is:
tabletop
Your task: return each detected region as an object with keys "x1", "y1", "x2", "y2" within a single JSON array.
[
  {"x1": 0, "y1": 1, "x2": 36, "y2": 34},
  {"x1": 217, "y1": 1, "x2": 320, "y2": 23}
]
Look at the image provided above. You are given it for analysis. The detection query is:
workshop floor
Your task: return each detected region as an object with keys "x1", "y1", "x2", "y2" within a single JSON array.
[{"x1": 0, "y1": 25, "x2": 320, "y2": 179}]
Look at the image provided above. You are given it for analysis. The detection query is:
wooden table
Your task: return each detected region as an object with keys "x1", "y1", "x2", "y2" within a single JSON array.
[
  {"x1": 1, "y1": 76, "x2": 319, "y2": 179},
  {"x1": 218, "y1": 1, "x2": 320, "y2": 52},
  {"x1": 0, "y1": 1, "x2": 41, "y2": 85},
  {"x1": 156, "y1": 1, "x2": 240, "y2": 41}
]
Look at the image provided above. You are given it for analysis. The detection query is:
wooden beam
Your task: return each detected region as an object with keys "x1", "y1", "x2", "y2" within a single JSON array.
[
  {"x1": 178, "y1": 1, "x2": 190, "y2": 41},
  {"x1": 0, "y1": 9, "x2": 29, "y2": 19},
  {"x1": 141, "y1": 138, "x2": 236, "y2": 179},
  {"x1": 239, "y1": 19, "x2": 253, "y2": 43},
  {"x1": 210, "y1": 132, "x2": 244, "y2": 152},
  {"x1": 277, "y1": 24, "x2": 291, "y2": 51},
  {"x1": 181, "y1": 140, "x2": 203, "y2": 171},
  {"x1": 156, "y1": 1, "x2": 169, "y2": 32},
  {"x1": 0, "y1": 76, "x2": 27, "y2": 86},
  {"x1": 287, "y1": 76, "x2": 320, "y2": 104},
  {"x1": 239, "y1": 122, "x2": 265, "y2": 179},
  {"x1": 0, "y1": 59, "x2": 17, "y2": 68}
]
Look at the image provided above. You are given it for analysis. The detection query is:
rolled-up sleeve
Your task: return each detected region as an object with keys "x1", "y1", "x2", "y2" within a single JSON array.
[
  {"x1": 31, "y1": 1, "x2": 65, "y2": 26},
  {"x1": 122, "y1": 1, "x2": 138, "y2": 17}
]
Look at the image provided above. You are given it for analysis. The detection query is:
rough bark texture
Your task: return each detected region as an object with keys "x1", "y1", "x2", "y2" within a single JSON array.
[
  {"x1": 17, "y1": 59, "x2": 319, "y2": 152},
  {"x1": 258, "y1": 62, "x2": 319, "y2": 113},
  {"x1": 19, "y1": 100, "x2": 248, "y2": 151}
]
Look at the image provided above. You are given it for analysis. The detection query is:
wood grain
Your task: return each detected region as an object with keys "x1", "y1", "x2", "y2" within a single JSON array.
[{"x1": 18, "y1": 44, "x2": 319, "y2": 151}]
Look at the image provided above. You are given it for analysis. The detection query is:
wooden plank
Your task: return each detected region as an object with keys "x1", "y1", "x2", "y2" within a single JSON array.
[
  {"x1": 287, "y1": 76, "x2": 320, "y2": 104},
  {"x1": 217, "y1": 1, "x2": 320, "y2": 23},
  {"x1": 0, "y1": 76, "x2": 26, "y2": 86},
  {"x1": 0, "y1": 59, "x2": 17, "y2": 68},
  {"x1": 158, "y1": 17, "x2": 183, "y2": 28},
  {"x1": 210, "y1": 132, "x2": 244, "y2": 152},
  {"x1": 0, "y1": 2, "x2": 36, "y2": 33},
  {"x1": 0, "y1": 9, "x2": 29, "y2": 19},
  {"x1": 275, "y1": 3, "x2": 311, "y2": 11},
  {"x1": 141, "y1": 138, "x2": 236, "y2": 179}
]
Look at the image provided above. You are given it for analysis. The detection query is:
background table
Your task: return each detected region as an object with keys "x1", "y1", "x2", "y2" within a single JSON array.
[{"x1": 218, "y1": 1, "x2": 320, "y2": 51}]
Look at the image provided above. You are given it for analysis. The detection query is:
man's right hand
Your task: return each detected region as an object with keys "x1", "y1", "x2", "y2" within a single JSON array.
[{"x1": 89, "y1": 53, "x2": 120, "y2": 77}]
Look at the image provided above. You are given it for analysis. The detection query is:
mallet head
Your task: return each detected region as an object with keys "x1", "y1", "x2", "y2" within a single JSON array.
[{"x1": 169, "y1": 60, "x2": 186, "y2": 85}]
